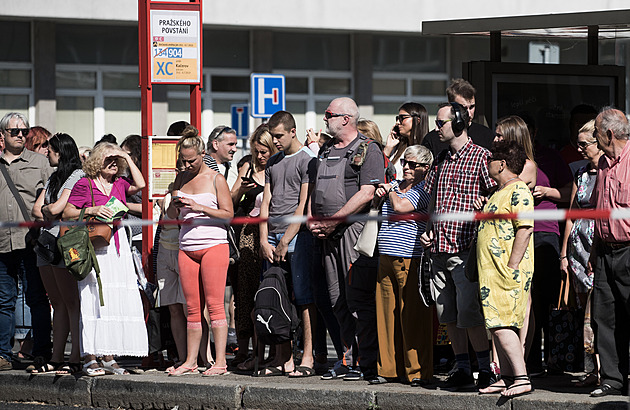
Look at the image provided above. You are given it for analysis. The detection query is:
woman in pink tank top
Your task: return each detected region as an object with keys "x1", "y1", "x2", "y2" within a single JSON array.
[{"x1": 166, "y1": 126, "x2": 234, "y2": 376}]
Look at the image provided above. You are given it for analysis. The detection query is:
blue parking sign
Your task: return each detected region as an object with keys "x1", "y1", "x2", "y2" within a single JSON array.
[
  {"x1": 251, "y1": 73, "x2": 285, "y2": 118},
  {"x1": 231, "y1": 104, "x2": 249, "y2": 137}
]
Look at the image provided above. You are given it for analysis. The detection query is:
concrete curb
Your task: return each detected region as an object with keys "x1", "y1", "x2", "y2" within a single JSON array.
[{"x1": 0, "y1": 371, "x2": 628, "y2": 409}]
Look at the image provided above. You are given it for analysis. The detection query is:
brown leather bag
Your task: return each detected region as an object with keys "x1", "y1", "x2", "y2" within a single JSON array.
[{"x1": 60, "y1": 179, "x2": 112, "y2": 247}]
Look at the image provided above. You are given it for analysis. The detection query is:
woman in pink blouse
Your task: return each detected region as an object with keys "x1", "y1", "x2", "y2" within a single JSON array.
[{"x1": 62, "y1": 142, "x2": 148, "y2": 376}]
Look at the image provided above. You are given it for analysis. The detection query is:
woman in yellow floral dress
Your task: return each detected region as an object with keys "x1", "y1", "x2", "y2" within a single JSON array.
[{"x1": 477, "y1": 140, "x2": 534, "y2": 398}]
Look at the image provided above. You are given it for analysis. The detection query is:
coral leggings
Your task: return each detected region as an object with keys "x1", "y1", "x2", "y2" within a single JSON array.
[{"x1": 178, "y1": 243, "x2": 229, "y2": 329}]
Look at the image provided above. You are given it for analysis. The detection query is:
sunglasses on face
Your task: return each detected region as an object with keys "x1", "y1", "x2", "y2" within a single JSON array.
[
  {"x1": 576, "y1": 140, "x2": 597, "y2": 149},
  {"x1": 5, "y1": 128, "x2": 30, "y2": 137},
  {"x1": 400, "y1": 158, "x2": 428, "y2": 170},
  {"x1": 395, "y1": 114, "x2": 412, "y2": 123},
  {"x1": 34, "y1": 141, "x2": 49, "y2": 149},
  {"x1": 324, "y1": 110, "x2": 349, "y2": 119},
  {"x1": 435, "y1": 119, "x2": 452, "y2": 129}
]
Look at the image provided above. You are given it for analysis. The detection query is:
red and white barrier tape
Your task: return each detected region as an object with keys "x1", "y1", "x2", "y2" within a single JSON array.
[{"x1": 2, "y1": 208, "x2": 630, "y2": 230}]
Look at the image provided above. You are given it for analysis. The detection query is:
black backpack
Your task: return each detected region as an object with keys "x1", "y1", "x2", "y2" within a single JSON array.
[{"x1": 253, "y1": 266, "x2": 300, "y2": 345}]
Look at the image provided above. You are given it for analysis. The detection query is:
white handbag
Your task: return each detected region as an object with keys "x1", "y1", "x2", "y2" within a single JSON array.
[{"x1": 354, "y1": 208, "x2": 380, "y2": 257}]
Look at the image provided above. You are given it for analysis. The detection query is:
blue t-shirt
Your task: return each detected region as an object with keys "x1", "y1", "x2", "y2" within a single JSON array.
[{"x1": 377, "y1": 180, "x2": 430, "y2": 258}]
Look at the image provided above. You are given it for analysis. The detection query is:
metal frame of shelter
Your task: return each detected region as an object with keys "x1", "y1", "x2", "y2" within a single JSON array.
[{"x1": 138, "y1": 0, "x2": 203, "y2": 272}]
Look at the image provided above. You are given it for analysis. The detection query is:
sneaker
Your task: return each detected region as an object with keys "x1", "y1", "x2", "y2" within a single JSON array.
[
  {"x1": 442, "y1": 369, "x2": 475, "y2": 391},
  {"x1": 321, "y1": 361, "x2": 350, "y2": 380},
  {"x1": 476, "y1": 370, "x2": 497, "y2": 390},
  {"x1": 0, "y1": 356, "x2": 12, "y2": 371},
  {"x1": 343, "y1": 369, "x2": 363, "y2": 381}
]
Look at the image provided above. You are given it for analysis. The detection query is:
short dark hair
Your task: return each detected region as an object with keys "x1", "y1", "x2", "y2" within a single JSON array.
[
  {"x1": 490, "y1": 140, "x2": 527, "y2": 175},
  {"x1": 446, "y1": 78, "x2": 476, "y2": 102},
  {"x1": 121, "y1": 134, "x2": 142, "y2": 168},
  {"x1": 267, "y1": 111, "x2": 296, "y2": 132},
  {"x1": 438, "y1": 102, "x2": 470, "y2": 128},
  {"x1": 167, "y1": 120, "x2": 190, "y2": 136}
]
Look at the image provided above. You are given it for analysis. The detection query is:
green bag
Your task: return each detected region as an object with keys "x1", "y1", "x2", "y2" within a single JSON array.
[{"x1": 57, "y1": 208, "x2": 104, "y2": 306}]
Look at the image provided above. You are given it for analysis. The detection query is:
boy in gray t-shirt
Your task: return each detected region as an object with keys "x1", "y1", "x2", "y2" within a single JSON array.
[{"x1": 259, "y1": 111, "x2": 317, "y2": 378}]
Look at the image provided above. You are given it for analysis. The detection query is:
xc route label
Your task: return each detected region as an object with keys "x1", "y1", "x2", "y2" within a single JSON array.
[{"x1": 150, "y1": 9, "x2": 200, "y2": 83}]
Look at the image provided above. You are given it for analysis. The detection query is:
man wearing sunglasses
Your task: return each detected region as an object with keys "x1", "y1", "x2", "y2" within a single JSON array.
[
  {"x1": 420, "y1": 102, "x2": 497, "y2": 391},
  {"x1": 308, "y1": 97, "x2": 383, "y2": 382},
  {"x1": 203, "y1": 125, "x2": 239, "y2": 188},
  {"x1": 422, "y1": 79, "x2": 494, "y2": 160},
  {"x1": 0, "y1": 112, "x2": 53, "y2": 371}
]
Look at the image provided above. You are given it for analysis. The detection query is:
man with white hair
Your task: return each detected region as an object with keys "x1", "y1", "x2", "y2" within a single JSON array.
[
  {"x1": 308, "y1": 97, "x2": 384, "y2": 382},
  {"x1": 589, "y1": 107, "x2": 630, "y2": 397}
]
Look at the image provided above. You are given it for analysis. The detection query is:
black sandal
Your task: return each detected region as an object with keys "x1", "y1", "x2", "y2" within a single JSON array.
[
  {"x1": 56, "y1": 362, "x2": 82, "y2": 375},
  {"x1": 31, "y1": 361, "x2": 64, "y2": 374},
  {"x1": 502, "y1": 375, "x2": 533, "y2": 398}
]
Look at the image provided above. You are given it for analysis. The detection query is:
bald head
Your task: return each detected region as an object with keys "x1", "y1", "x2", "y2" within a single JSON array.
[{"x1": 331, "y1": 97, "x2": 359, "y2": 127}]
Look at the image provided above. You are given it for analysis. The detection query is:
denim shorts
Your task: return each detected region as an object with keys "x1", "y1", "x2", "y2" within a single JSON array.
[{"x1": 267, "y1": 230, "x2": 314, "y2": 306}]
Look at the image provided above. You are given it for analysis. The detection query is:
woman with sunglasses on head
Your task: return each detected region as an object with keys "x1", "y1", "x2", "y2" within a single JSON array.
[
  {"x1": 62, "y1": 142, "x2": 148, "y2": 376},
  {"x1": 559, "y1": 120, "x2": 602, "y2": 387},
  {"x1": 166, "y1": 131, "x2": 234, "y2": 377},
  {"x1": 370, "y1": 145, "x2": 434, "y2": 386},
  {"x1": 25, "y1": 126, "x2": 52, "y2": 156},
  {"x1": 30, "y1": 133, "x2": 85, "y2": 375},
  {"x1": 384, "y1": 103, "x2": 429, "y2": 178}
]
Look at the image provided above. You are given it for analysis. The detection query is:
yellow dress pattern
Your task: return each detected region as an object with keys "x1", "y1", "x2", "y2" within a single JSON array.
[{"x1": 477, "y1": 181, "x2": 534, "y2": 329}]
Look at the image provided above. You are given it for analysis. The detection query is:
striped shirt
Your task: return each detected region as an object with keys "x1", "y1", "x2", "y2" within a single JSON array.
[
  {"x1": 424, "y1": 139, "x2": 496, "y2": 254},
  {"x1": 377, "y1": 180, "x2": 430, "y2": 258}
]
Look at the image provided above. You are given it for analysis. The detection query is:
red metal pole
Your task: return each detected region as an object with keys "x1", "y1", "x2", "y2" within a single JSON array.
[
  {"x1": 190, "y1": 0, "x2": 202, "y2": 133},
  {"x1": 139, "y1": 0, "x2": 154, "y2": 279}
]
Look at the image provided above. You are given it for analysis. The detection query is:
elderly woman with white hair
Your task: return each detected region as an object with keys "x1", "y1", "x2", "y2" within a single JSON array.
[{"x1": 371, "y1": 145, "x2": 433, "y2": 386}]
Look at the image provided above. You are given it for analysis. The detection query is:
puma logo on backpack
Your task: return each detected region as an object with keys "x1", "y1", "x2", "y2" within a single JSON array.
[{"x1": 253, "y1": 266, "x2": 300, "y2": 345}]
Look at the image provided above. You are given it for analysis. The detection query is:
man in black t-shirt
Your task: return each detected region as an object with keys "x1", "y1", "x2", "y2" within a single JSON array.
[{"x1": 422, "y1": 79, "x2": 494, "y2": 159}]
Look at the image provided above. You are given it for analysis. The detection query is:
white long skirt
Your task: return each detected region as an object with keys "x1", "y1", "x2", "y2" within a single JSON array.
[{"x1": 79, "y1": 227, "x2": 148, "y2": 357}]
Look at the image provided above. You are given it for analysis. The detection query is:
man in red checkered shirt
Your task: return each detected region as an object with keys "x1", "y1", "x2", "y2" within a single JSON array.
[{"x1": 420, "y1": 102, "x2": 497, "y2": 391}]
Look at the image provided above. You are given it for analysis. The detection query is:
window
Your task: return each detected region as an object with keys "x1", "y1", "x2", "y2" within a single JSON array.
[
  {"x1": 0, "y1": 21, "x2": 30, "y2": 63},
  {"x1": 274, "y1": 32, "x2": 351, "y2": 71},
  {"x1": 203, "y1": 29, "x2": 250, "y2": 68},
  {"x1": 56, "y1": 24, "x2": 139, "y2": 65},
  {"x1": 56, "y1": 96, "x2": 94, "y2": 144},
  {"x1": 373, "y1": 35, "x2": 446, "y2": 72}
]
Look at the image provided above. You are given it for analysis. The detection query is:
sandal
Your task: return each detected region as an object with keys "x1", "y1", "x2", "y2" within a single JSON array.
[
  {"x1": 501, "y1": 375, "x2": 533, "y2": 398},
  {"x1": 237, "y1": 357, "x2": 256, "y2": 371},
  {"x1": 82, "y1": 360, "x2": 105, "y2": 377},
  {"x1": 31, "y1": 361, "x2": 63, "y2": 375},
  {"x1": 165, "y1": 361, "x2": 183, "y2": 374},
  {"x1": 168, "y1": 364, "x2": 198, "y2": 377},
  {"x1": 202, "y1": 364, "x2": 229, "y2": 377},
  {"x1": 576, "y1": 372, "x2": 600, "y2": 387},
  {"x1": 102, "y1": 359, "x2": 129, "y2": 375},
  {"x1": 56, "y1": 363, "x2": 82, "y2": 375}
]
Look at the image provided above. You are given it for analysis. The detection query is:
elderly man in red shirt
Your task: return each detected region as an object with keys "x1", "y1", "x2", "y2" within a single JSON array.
[{"x1": 589, "y1": 107, "x2": 630, "y2": 398}]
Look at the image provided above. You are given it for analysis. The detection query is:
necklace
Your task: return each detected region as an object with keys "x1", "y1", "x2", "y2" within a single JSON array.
[{"x1": 498, "y1": 177, "x2": 519, "y2": 191}]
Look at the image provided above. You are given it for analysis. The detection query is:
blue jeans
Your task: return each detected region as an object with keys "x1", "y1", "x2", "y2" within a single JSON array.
[
  {"x1": 0, "y1": 249, "x2": 51, "y2": 361},
  {"x1": 266, "y1": 230, "x2": 314, "y2": 306},
  {"x1": 14, "y1": 275, "x2": 32, "y2": 340}
]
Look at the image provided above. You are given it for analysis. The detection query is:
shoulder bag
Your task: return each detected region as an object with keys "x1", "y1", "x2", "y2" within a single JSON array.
[
  {"x1": 57, "y1": 208, "x2": 104, "y2": 306},
  {"x1": 417, "y1": 160, "x2": 444, "y2": 308}
]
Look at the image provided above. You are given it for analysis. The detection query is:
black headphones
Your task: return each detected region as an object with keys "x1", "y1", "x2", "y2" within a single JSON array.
[{"x1": 450, "y1": 102, "x2": 466, "y2": 134}]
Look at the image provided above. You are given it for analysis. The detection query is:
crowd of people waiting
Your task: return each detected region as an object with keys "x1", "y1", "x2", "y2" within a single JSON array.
[{"x1": 0, "y1": 78, "x2": 628, "y2": 400}]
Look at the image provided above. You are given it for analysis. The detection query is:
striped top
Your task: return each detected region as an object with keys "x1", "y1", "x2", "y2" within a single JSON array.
[{"x1": 377, "y1": 180, "x2": 431, "y2": 258}]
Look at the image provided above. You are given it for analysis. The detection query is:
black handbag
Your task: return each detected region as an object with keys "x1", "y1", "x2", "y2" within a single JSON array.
[
  {"x1": 417, "y1": 159, "x2": 444, "y2": 308},
  {"x1": 464, "y1": 235, "x2": 478, "y2": 282},
  {"x1": 34, "y1": 230, "x2": 62, "y2": 265}
]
